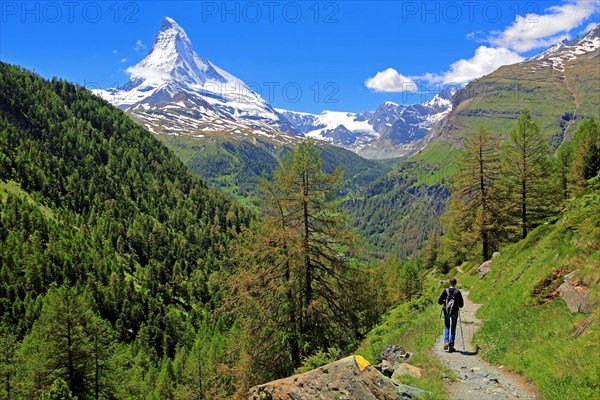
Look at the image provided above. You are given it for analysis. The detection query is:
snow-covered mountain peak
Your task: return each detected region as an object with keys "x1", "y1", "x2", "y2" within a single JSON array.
[
  {"x1": 424, "y1": 92, "x2": 451, "y2": 109},
  {"x1": 583, "y1": 23, "x2": 600, "y2": 41},
  {"x1": 158, "y1": 17, "x2": 191, "y2": 47},
  {"x1": 96, "y1": 17, "x2": 299, "y2": 137},
  {"x1": 161, "y1": 16, "x2": 184, "y2": 32},
  {"x1": 124, "y1": 16, "x2": 221, "y2": 89}
]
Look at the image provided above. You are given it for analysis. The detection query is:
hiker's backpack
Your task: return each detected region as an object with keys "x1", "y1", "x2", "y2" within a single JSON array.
[{"x1": 443, "y1": 288, "x2": 456, "y2": 314}]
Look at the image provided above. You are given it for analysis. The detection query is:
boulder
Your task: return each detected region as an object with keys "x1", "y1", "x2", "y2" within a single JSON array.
[
  {"x1": 392, "y1": 363, "x2": 423, "y2": 381},
  {"x1": 477, "y1": 260, "x2": 492, "y2": 278},
  {"x1": 377, "y1": 345, "x2": 411, "y2": 377},
  {"x1": 558, "y1": 271, "x2": 595, "y2": 313},
  {"x1": 492, "y1": 252, "x2": 500, "y2": 258},
  {"x1": 396, "y1": 384, "x2": 427, "y2": 399},
  {"x1": 247, "y1": 355, "x2": 427, "y2": 400}
]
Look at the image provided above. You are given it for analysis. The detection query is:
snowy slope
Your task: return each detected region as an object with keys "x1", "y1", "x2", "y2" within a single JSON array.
[{"x1": 527, "y1": 24, "x2": 600, "y2": 72}]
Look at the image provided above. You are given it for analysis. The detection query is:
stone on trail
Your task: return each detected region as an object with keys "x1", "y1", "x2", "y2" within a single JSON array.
[
  {"x1": 376, "y1": 345, "x2": 411, "y2": 377},
  {"x1": 396, "y1": 384, "x2": 427, "y2": 399},
  {"x1": 392, "y1": 363, "x2": 423, "y2": 380}
]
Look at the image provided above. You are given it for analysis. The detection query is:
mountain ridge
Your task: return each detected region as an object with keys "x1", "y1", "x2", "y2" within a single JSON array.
[
  {"x1": 278, "y1": 89, "x2": 454, "y2": 158},
  {"x1": 423, "y1": 23, "x2": 600, "y2": 150}
]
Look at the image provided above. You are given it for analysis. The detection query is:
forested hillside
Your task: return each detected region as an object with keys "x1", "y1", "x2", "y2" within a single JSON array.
[
  {"x1": 160, "y1": 134, "x2": 396, "y2": 204},
  {"x1": 0, "y1": 62, "x2": 259, "y2": 398},
  {"x1": 346, "y1": 142, "x2": 457, "y2": 258},
  {"x1": 0, "y1": 63, "x2": 386, "y2": 399}
]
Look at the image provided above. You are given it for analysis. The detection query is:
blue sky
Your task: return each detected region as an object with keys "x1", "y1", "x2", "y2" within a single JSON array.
[{"x1": 1, "y1": 1, "x2": 598, "y2": 113}]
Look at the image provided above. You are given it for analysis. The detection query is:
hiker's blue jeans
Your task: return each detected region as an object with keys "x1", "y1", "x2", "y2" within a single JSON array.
[{"x1": 444, "y1": 312, "x2": 458, "y2": 347}]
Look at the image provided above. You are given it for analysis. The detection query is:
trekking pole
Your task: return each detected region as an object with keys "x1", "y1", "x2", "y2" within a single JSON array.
[{"x1": 458, "y1": 310, "x2": 466, "y2": 351}]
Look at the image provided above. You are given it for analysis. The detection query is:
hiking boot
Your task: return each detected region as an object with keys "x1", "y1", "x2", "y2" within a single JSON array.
[
  {"x1": 449, "y1": 346, "x2": 456, "y2": 353},
  {"x1": 443, "y1": 342, "x2": 449, "y2": 351}
]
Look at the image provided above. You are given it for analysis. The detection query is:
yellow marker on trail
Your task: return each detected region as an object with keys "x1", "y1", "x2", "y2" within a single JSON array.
[{"x1": 354, "y1": 355, "x2": 371, "y2": 372}]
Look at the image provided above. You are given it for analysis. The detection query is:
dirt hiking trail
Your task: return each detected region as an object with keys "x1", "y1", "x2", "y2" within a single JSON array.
[{"x1": 432, "y1": 292, "x2": 539, "y2": 400}]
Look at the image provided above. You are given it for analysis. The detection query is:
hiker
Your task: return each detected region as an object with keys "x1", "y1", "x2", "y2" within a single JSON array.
[{"x1": 438, "y1": 277, "x2": 464, "y2": 352}]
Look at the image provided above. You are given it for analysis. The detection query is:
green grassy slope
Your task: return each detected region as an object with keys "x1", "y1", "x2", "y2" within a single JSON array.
[{"x1": 460, "y1": 188, "x2": 600, "y2": 399}]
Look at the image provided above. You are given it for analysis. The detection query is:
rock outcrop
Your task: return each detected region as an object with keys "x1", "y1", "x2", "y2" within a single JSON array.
[
  {"x1": 477, "y1": 260, "x2": 492, "y2": 278},
  {"x1": 559, "y1": 271, "x2": 595, "y2": 313},
  {"x1": 247, "y1": 354, "x2": 426, "y2": 400}
]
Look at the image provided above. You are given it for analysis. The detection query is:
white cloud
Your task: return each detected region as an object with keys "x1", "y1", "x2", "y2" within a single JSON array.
[
  {"x1": 120, "y1": 58, "x2": 128, "y2": 63},
  {"x1": 489, "y1": 1, "x2": 598, "y2": 52},
  {"x1": 112, "y1": 49, "x2": 118, "y2": 54},
  {"x1": 365, "y1": 2, "x2": 597, "y2": 93},
  {"x1": 440, "y1": 46, "x2": 524, "y2": 84},
  {"x1": 400, "y1": 46, "x2": 524, "y2": 85},
  {"x1": 466, "y1": 30, "x2": 487, "y2": 44},
  {"x1": 134, "y1": 40, "x2": 148, "y2": 54},
  {"x1": 365, "y1": 68, "x2": 418, "y2": 93},
  {"x1": 126, "y1": 65, "x2": 169, "y2": 83}
]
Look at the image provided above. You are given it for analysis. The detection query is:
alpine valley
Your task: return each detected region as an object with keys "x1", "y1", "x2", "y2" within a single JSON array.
[
  {"x1": 2, "y1": 8, "x2": 600, "y2": 400},
  {"x1": 98, "y1": 18, "x2": 599, "y2": 255},
  {"x1": 95, "y1": 18, "x2": 460, "y2": 200}
]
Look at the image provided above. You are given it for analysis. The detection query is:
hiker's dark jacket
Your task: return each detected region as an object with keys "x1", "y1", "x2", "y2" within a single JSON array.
[{"x1": 437, "y1": 287, "x2": 464, "y2": 315}]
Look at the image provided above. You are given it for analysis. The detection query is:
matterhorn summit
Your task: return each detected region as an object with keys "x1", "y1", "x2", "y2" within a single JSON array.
[{"x1": 97, "y1": 17, "x2": 298, "y2": 137}]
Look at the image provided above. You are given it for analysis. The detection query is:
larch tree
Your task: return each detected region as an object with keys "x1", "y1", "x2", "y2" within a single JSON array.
[
  {"x1": 570, "y1": 119, "x2": 600, "y2": 191},
  {"x1": 556, "y1": 141, "x2": 574, "y2": 199},
  {"x1": 443, "y1": 128, "x2": 502, "y2": 262},
  {"x1": 502, "y1": 110, "x2": 558, "y2": 239},
  {"x1": 227, "y1": 140, "x2": 368, "y2": 382},
  {"x1": 39, "y1": 378, "x2": 77, "y2": 400}
]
